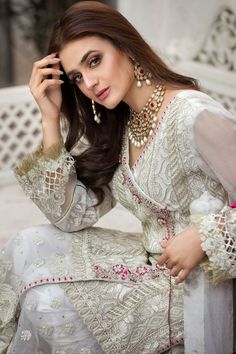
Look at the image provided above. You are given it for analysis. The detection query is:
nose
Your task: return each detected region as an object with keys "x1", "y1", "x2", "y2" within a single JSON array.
[{"x1": 83, "y1": 73, "x2": 98, "y2": 90}]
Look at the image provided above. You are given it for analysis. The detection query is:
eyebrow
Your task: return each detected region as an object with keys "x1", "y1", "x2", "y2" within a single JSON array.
[{"x1": 66, "y1": 50, "x2": 98, "y2": 77}]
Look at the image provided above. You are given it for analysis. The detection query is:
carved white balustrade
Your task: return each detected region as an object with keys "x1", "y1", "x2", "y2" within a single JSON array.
[
  {"x1": 0, "y1": 85, "x2": 41, "y2": 184},
  {"x1": 168, "y1": 8, "x2": 236, "y2": 116}
]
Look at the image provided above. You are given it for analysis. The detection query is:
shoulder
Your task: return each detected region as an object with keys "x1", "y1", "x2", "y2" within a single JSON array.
[
  {"x1": 170, "y1": 89, "x2": 235, "y2": 131},
  {"x1": 175, "y1": 89, "x2": 234, "y2": 118}
]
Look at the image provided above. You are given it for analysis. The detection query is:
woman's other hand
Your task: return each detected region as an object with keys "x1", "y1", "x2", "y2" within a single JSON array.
[{"x1": 157, "y1": 225, "x2": 206, "y2": 283}]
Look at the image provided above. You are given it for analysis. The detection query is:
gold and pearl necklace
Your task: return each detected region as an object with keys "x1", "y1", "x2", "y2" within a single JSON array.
[{"x1": 128, "y1": 84, "x2": 166, "y2": 148}]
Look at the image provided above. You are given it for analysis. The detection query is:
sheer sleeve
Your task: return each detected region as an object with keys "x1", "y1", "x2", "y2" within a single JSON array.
[
  {"x1": 193, "y1": 106, "x2": 236, "y2": 282},
  {"x1": 14, "y1": 142, "x2": 116, "y2": 232}
]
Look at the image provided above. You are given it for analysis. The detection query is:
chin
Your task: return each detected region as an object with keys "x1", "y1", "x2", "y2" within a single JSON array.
[{"x1": 103, "y1": 99, "x2": 121, "y2": 110}]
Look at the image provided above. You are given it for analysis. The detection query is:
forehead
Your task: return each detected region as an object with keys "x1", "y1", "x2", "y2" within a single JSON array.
[{"x1": 59, "y1": 36, "x2": 115, "y2": 71}]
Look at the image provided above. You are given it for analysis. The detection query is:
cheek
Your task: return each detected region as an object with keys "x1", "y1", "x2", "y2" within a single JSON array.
[
  {"x1": 109, "y1": 58, "x2": 134, "y2": 87},
  {"x1": 76, "y1": 84, "x2": 89, "y2": 98}
]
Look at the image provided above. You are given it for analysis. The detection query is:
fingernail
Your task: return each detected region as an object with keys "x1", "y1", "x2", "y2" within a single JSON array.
[
  {"x1": 52, "y1": 58, "x2": 60, "y2": 61},
  {"x1": 57, "y1": 70, "x2": 64, "y2": 74}
]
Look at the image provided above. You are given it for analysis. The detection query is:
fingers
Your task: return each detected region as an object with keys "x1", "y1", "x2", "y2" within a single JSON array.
[
  {"x1": 29, "y1": 53, "x2": 64, "y2": 101},
  {"x1": 157, "y1": 240, "x2": 172, "y2": 264},
  {"x1": 31, "y1": 57, "x2": 61, "y2": 83},
  {"x1": 165, "y1": 258, "x2": 176, "y2": 269},
  {"x1": 156, "y1": 253, "x2": 168, "y2": 266},
  {"x1": 175, "y1": 269, "x2": 190, "y2": 284},
  {"x1": 30, "y1": 54, "x2": 61, "y2": 83},
  {"x1": 33, "y1": 53, "x2": 60, "y2": 71},
  {"x1": 160, "y1": 240, "x2": 168, "y2": 248},
  {"x1": 158, "y1": 253, "x2": 190, "y2": 283},
  {"x1": 38, "y1": 67, "x2": 63, "y2": 77},
  {"x1": 33, "y1": 79, "x2": 64, "y2": 101},
  {"x1": 170, "y1": 265, "x2": 182, "y2": 277},
  {"x1": 32, "y1": 68, "x2": 63, "y2": 87}
]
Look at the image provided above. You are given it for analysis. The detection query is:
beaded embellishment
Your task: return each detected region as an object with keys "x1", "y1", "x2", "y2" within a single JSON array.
[{"x1": 128, "y1": 84, "x2": 166, "y2": 148}]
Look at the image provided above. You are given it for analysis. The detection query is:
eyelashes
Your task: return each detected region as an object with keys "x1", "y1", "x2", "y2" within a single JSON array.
[
  {"x1": 88, "y1": 55, "x2": 101, "y2": 67},
  {"x1": 72, "y1": 73, "x2": 82, "y2": 84},
  {"x1": 70, "y1": 55, "x2": 101, "y2": 84}
]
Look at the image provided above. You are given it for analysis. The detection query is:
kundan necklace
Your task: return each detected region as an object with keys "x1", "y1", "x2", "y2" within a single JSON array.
[{"x1": 128, "y1": 83, "x2": 166, "y2": 148}]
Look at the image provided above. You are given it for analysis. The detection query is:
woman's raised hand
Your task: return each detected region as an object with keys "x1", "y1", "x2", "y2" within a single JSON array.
[
  {"x1": 29, "y1": 53, "x2": 64, "y2": 123},
  {"x1": 29, "y1": 53, "x2": 65, "y2": 149}
]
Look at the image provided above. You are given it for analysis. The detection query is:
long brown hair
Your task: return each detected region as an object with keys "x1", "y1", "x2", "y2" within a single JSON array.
[{"x1": 48, "y1": 1, "x2": 199, "y2": 204}]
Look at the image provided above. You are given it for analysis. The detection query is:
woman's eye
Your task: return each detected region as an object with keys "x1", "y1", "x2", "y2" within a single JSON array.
[
  {"x1": 89, "y1": 56, "x2": 100, "y2": 68},
  {"x1": 73, "y1": 73, "x2": 82, "y2": 83}
]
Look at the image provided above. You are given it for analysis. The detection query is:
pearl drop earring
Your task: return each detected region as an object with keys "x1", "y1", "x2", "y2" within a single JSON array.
[
  {"x1": 134, "y1": 62, "x2": 152, "y2": 88},
  {"x1": 92, "y1": 100, "x2": 101, "y2": 124}
]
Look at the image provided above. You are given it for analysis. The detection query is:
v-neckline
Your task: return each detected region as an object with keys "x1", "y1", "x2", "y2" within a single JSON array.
[{"x1": 126, "y1": 94, "x2": 179, "y2": 172}]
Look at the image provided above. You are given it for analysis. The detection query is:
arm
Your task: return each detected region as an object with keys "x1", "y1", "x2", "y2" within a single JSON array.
[
  {"x1": 15, "y1": 54, "x2": 115, "y2": 232},
  {"x1": 158, "y1": 103, "x2": 236, "y2": 283},
  {"x1": 15, "y1": 142, "x2": 115, "y2": 232},
  {"x1": 193, "y1": 108, "x2": 236, "y2": 283}
]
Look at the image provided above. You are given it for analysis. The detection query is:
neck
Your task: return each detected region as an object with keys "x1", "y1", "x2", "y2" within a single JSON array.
[{"x1": 123, "y1": 81, "x2": 157, "y2": 112}]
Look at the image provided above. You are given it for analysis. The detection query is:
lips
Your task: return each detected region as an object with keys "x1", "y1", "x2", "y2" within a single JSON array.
[{"x1": 96, "y1": 87, "x2": 110, "y2": 101}]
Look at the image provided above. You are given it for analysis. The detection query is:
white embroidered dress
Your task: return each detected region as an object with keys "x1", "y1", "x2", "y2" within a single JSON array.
[{"x1": 1, "y1": 90, "x2": 236, "y2": 354}]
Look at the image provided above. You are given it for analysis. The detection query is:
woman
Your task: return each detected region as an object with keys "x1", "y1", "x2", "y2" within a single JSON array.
[{"x1": 1, "y1": 1, "x2": 236, "y2": 353}]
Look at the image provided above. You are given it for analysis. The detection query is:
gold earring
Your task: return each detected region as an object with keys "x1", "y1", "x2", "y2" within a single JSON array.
[
  {"x1": 92, "y1": 100, "x2": 101, "y2": 124},
  {"x1": 134, "y1": 62, "x2": 152, "y2": 88}
]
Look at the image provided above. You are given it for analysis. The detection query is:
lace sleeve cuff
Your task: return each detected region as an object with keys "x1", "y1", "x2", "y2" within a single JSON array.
[
  {"x1": 193, "y1": 207, "x2": 236, "y2": 283},
  {"x1": 15, "y1": 140, "x2": 64, "y2": 177},
  {"x1": 14, "y1": 142, "x2": 76, "y2": 222}
]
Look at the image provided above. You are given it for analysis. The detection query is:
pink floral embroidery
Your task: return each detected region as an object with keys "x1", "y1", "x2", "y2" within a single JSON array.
[
  {"x1": 136, "y1": 266, "x2": 149, "y2": 275},
  {"x1": 93, "y1": 263, "x2": 162, "y2": 283},
  {"x1": 112, "y1": 264, "x2": 131, "y2": 280},
  {"x1": 230, "y1": 202, "x2": 236, "y2": 208}
]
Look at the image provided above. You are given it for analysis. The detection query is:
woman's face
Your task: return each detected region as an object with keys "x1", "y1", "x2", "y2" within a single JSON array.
[{"x1": 59, "y1": 35, "x2": 135, "y2": 109}]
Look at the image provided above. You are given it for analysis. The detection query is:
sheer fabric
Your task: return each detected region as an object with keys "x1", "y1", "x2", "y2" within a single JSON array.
[
  {"x1": 194, "y1": 106, "x2": 236, "y2": 200},
  {"x1": 190, "y1": 94, "x2": 236, "y2": 281},
  {"x1": 15, "y1": 144, "x2": 115, "y2": 232}
]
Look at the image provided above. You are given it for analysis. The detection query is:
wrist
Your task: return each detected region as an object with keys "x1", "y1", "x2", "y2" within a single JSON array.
[
  {"x1": 41, "y1": 118, "x2": 62, "y2": 151},
  {"x1": 41, "y1": 116, "x2": 60, "y2": 128}
]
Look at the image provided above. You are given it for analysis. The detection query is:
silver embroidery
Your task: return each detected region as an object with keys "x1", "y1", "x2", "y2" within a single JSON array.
[
  {"x1": 65, "y1": 322, "x2": 76, "y2": 335},
  {"x1": 20, "y1": 329, "x2": 31, "y2": 341},
  {"x1": 39, "y1": 326, "x2": 54, "y2": 336},
  {"x1": 80, "y1": 348, "x2": 91, "y2": 354},
  {"x1": 33, "y1": 258, "x2": 45, "y2": 268},
  {"x1": 33, "y1": 236, "x2": 44, "y2": 246},
  {"x1": 15, "y1": 147, "x2": 75, "y2": 222},
  {"x1": 50, "y1": 297, "x2": 62, "y2": 309},
  {"x1": 26, "y1": 301, "x2": 37, "y2": 312}
]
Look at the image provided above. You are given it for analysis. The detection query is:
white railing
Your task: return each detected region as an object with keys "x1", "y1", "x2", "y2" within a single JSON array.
[{"x1": 0, "y1": 85, "x2": 41, "y2": 184}]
